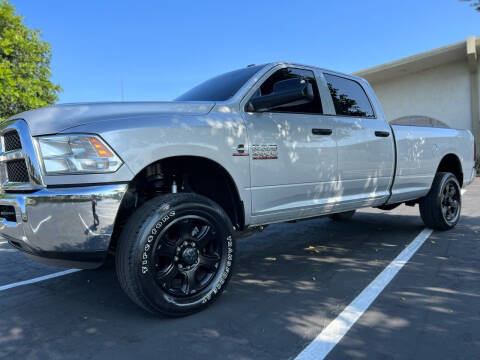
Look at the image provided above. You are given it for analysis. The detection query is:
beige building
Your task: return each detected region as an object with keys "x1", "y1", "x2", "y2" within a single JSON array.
[{"x1": 354, "y1": 36, "x2": 479, "y2": 161}]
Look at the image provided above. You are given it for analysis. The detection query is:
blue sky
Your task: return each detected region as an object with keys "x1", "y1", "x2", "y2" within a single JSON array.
[{"x1": 11, "y1": 0, "x2": 480, "y2": 103}]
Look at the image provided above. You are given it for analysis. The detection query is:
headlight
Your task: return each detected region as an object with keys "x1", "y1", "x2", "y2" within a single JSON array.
[{"x1": 36, "y1": 134, "x2": 123, "y2": 175}]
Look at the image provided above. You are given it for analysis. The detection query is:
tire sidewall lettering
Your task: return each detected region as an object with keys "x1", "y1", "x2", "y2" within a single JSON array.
[
  {"x1": 202, "y1": 235, "x2": 233, "y2": 304},
  {"x1": 141, "y1": 210, "x2": 176, "y2": 274}
]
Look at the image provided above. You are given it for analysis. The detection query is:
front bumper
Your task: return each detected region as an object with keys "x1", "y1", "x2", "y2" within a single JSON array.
[{"x1": 0, "y1": 184, "x2": 128, "y2": 268}]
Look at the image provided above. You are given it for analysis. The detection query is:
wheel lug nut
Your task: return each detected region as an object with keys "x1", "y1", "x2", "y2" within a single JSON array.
[
  {"x1": 178, "y1": 264, "x2": 183, "y2": 269},
  {"x1": 174, "y1": 256, "x2": 179, "y2": 262},
  {"x1": 183, "y1": 241, "x2": 188, "y2": 246},
  {"x1": 191, "y1": 242, "x2": 196, "y2": 247}
]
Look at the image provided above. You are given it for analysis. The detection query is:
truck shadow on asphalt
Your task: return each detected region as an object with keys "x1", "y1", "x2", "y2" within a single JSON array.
[
  {"x1": 0, "y1": 211, "x2": 478, "y2": 359},
  {"x1": 324, "y1": 214, "x2": 480, "y2": 360}
]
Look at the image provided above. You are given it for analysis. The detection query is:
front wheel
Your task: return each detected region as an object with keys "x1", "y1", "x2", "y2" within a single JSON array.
[
  {"x1": 116, "y1": 193, "x2": 235, "y2": 317},
  {"x1": 419, "y1": 172, "x2": 461, "y2": 231}
]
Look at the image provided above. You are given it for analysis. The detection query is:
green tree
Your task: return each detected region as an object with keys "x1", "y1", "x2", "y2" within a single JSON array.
[
  {"x1": 0, "y1": 0, "x2": 61, "y2": 120},
  {"x1": 460, "y1": 0, "x2": 480, "y2": 11},
  {"x1": 327, "y1": 83, "x2": 367, "y2": 117}
]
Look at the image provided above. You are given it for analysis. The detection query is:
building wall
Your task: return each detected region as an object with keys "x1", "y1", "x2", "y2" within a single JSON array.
[{"x1": 369, "y1": 60, "x2": 474, "y2": 131}]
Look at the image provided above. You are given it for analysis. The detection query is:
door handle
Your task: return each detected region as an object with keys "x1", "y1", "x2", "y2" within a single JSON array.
[
  {"x1": 375, "y1": 131, "x2": 390, "y2": 137},
  {"x1": 312, "y1": 128, "x2": 332, "y2": 136}
]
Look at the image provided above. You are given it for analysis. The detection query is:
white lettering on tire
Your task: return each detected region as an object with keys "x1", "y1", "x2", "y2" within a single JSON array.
[
  {"x1": 140, "y1": 210, "x2": 176, "y2": 274},
  {"x1": 202, "y1": 235, "x2": 233, "y2": 303}
]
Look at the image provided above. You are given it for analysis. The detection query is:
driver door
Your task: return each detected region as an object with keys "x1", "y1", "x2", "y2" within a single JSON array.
[{"x1": 241, "y1": 66, "x2": 338, "y2": 224}]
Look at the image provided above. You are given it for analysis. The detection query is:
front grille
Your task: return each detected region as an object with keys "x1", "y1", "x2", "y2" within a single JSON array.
[
  {"x1": 6, "y1": 159, "x2": 29, "y2": 183},
  {"x1": 3, "y1": 131, "x2": 22, "y2": 152},
  {"x1": 0, "y1": 120, "x2": 42, "y2": 189}
]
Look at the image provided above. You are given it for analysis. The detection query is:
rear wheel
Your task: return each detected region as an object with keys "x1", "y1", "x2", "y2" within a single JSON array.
[
  {"x1": 116, "y1": 193, "x2": 235, "y2": 317},
  {"x1": 419, "y1": 172, "x2": 461, "y2": 231},
  {"x1": 328, "y1": 210, "x2": 356, "y2": 221}
]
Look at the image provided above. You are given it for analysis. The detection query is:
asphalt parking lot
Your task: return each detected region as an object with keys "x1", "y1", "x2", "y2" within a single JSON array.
[{"x1": 1, "y1": 179, "x2": 479, "y2": 360}]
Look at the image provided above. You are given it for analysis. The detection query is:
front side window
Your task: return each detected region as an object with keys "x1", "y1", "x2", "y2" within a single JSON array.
[
  {"x1": 324, "y1": 74, "x2": 375, "y2": 118},
  {"x1": 176, "y1": 65, "x2": 264, "y2": 101},
  {"x1": 252, "y1": 68, "x2": 323, "y2": 114}
]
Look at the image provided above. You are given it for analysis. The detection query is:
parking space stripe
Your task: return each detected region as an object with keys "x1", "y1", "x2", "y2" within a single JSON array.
[
  {"x1": 295, "y1": 228, "x2": 434, "y2": 360},
  {"x1": 0, "y1": 269, "x2": 82, "y2": 292},
  {"x1": 0, "y1": 241, "x2": 8, "y2": 245}
]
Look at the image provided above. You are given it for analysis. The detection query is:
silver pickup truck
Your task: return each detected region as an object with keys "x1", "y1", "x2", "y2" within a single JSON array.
[{"x1": 0, "y1": 62, "x2": 476, "y2": 316}]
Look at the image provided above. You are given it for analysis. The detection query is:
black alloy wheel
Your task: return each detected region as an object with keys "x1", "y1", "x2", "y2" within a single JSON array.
[
  {"x1": 116, "y1": 193, "x2": 235, "y2": 317},
  {"x1": 419, "y1": 172, "x2": 462, "y2": 230},
  {"x1": 440, "y1": 178, "x2": 461, "y2": 225},
  {"x1": 153, "y1": 215, "x2": 222, "y2": 297}
]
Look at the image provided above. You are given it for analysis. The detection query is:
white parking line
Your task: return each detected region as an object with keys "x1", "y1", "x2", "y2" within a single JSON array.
[
  {"x1": 461, "y1": 189, "x2": 467, "y2": 195},
  {"x1": 0, "y1": 269, "x2": 82, "y2": 292},
  {"x1": 295, "y1": 228, "x2": 434, "y2": 360},
  {"x1": 0, "y1": 241, "x2": 7, "y2": 245}
]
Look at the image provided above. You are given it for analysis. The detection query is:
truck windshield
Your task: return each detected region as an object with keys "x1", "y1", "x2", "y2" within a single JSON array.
[{"x1": 175, "y1": 65, "x2": 264, "y2": 101}]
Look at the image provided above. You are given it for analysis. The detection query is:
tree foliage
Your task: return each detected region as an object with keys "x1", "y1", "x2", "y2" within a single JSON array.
[
  {"x1": 460, "y1": 0, "x2": 480, "y2": 11},
  {"x1": 0, "y1": 0, "x2": 61, "y2": 120},
  {"x1": 327, "y1": 83, "x2": 366, "y2": 117}
]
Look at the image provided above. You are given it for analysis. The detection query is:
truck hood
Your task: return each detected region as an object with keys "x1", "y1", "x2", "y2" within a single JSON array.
[{"x1": 7, "y1": 101, "x2": 216, "y2": 136}]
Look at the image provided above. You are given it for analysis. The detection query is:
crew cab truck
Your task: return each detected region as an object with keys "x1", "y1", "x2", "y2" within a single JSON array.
[{"x1": 0, "y1": 62, "x2": 475, "y2": 317}]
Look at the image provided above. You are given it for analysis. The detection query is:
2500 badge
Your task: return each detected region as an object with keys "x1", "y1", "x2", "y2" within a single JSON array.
[{"x1": 252, "y1": 144, "x2": 278, "y2": 160}]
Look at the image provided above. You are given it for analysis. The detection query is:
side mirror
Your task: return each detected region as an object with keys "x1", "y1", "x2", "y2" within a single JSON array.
[{"x1": 246, "y1": 77, "x2": 314, "y2": 112}]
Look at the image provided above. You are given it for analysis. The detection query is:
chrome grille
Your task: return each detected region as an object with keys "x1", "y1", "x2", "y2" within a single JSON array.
[
  {"x1": 6, "y1": 160, "x2": 29, "y2": 183},
  {"x1": 0, "y1": 120, "x2": 44, "y2": 190},
  {"x1": 3, "y1": 131, "x2": 22, "y2": 152}
]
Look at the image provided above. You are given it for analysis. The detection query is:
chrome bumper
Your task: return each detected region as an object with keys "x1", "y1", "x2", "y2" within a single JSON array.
[{"x1": 0, "y1": 184, "x2": 128, "y2": 268}]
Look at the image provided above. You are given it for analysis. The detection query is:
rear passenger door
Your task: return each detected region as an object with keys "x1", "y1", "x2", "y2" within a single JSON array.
[{"x1": 322, "y1": 73, "x2": 395, "y2": 209}]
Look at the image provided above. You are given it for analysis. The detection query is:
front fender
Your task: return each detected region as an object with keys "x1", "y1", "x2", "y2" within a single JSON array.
[{"x1": 62, "y1": 112, "x2": 252, "y2": 221}]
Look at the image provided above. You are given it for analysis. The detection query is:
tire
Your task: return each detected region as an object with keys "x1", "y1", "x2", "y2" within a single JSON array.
[
  {"x1": 328, "y1": 210, "x2": 356, "y2": 221},
  {"x1": 419, "y1": 172, "x2": 461, "y2": 231},
  {"x1": 116, "y1": 193, "x2": 235, "y2": 317}
]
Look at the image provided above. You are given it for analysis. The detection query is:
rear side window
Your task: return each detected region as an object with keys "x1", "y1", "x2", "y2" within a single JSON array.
[
  {"x1": 255, "y1": 68, "x2": 323, "y2": 114},
  {"x1": 324, "y1": 74, "x2": 375, "y2": 118}
]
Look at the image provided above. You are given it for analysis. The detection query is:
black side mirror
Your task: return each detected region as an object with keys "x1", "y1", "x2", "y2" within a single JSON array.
[{"x1": 246, "y1": 77, "x2": 314, "y2": 112}]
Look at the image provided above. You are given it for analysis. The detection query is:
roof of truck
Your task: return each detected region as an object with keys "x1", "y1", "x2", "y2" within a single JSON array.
[{"x1": 266, "y1": 62, "x2": 367, "y2": 83}]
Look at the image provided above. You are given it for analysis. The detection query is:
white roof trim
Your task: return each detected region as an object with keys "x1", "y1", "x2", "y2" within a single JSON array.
[{"x1": 353, "y1": 37, "x2": 479, "y2": 83}]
